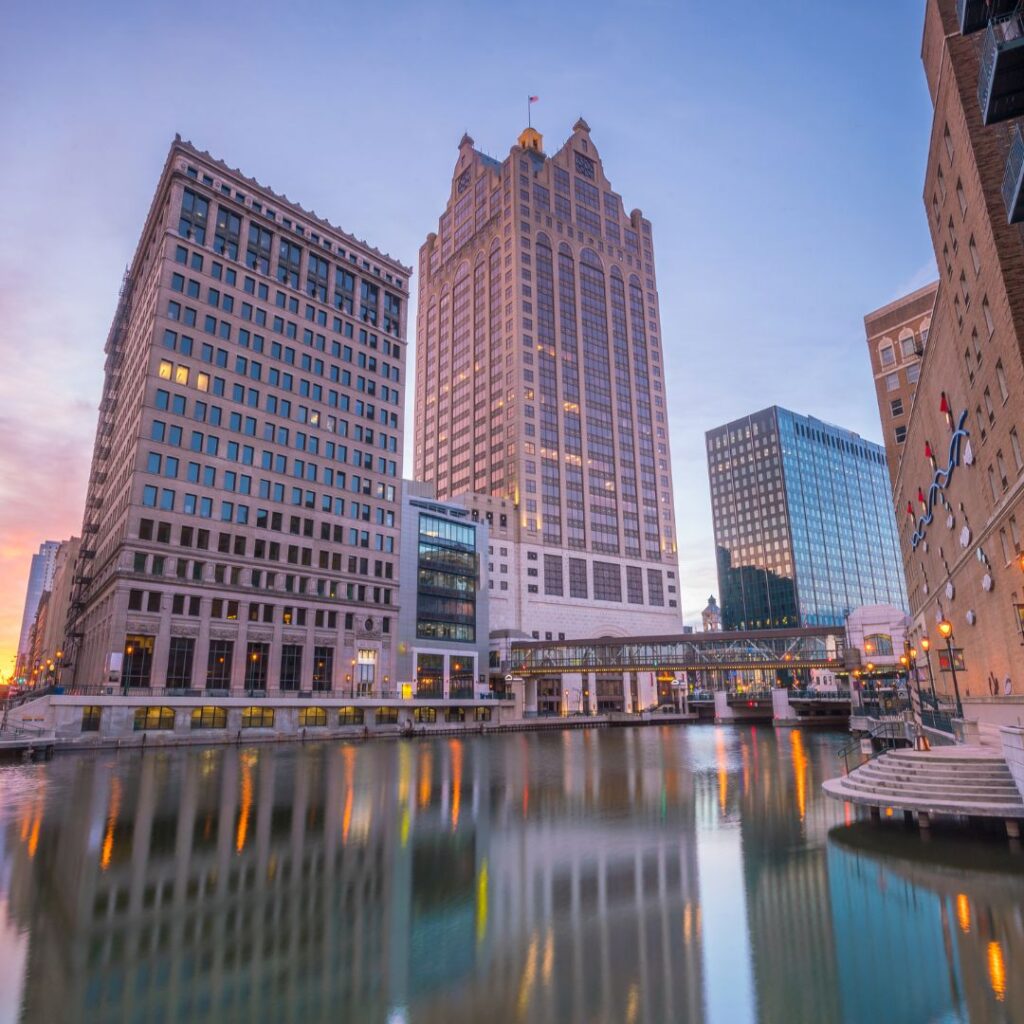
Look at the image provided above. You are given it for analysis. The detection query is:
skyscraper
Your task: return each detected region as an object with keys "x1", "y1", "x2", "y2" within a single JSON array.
[
  {"x1": 706, "y1": 407, "x2": 906, "y2": 630},
  {"x1": 14, "y1": 540, "x2": 60, "y2": 681},
  {"x1": 415, "y1": 120, "x2": 681, "y2": 638},
  {"x1": 65, "y1": 137, "x2": 409, "y2": 693}
]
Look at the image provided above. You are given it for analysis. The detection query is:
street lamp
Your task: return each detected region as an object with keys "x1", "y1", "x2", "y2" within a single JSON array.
[
  {"x1": 919, "y1": 637, "x2": 938, "y2": 705},
  {"x1": 936, "y1": 619, "x2": 964, "y2": 719}
]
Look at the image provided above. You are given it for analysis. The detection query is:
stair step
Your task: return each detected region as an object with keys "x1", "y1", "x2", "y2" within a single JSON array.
[{"x1": 841, "y1": 782, "x2": 1024, "y2": 805}]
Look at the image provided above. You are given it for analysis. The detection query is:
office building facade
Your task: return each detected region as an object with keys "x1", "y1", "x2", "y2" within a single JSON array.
[
  {"x1": 14, "y1": 541, "x2": 60, "y2": 682},
  {"x1": 707, "y1": 407, "x2": 907, "y2": 630},
  {"x1": 65, "y1": 137, "x2": 409, "y2": 694},
  {"x1": 414, "y1": 120, "x2": 682, "y2": 638},
  {"x1": 396, "y1": 481, "x2": 489, "y2": 697},
  {"x1": 878, "y1": 0, "x2": 1024, "y2": 715}
]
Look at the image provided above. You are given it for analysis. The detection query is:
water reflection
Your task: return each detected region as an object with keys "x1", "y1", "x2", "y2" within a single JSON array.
[{"x1": 0, "y1": 727, "x2": 1019, "y2": 1023}]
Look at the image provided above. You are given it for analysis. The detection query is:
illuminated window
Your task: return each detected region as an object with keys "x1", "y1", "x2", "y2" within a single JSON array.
[
  {"x1": 191, "y1": 706, "x2": 227, "y2": 729},
  {"x1": 299, "y1": 707, "x2": 328, "y2": 728},
  {"x1": 133, "y1": 706, "x2": 175, "y2": 731},
  {"x1": 241, "y1": 706, "x2": 275, "y2": 729},
  {"x1": 158, "y1": 360, "x2": 173, "y2": 379},
  {"x1": 337, "y1": 706, "x2": 364, "y2": 726}
]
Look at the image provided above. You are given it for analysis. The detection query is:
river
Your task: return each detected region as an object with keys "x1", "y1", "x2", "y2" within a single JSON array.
[{"x1": 0, "y1": 726, "x2": 1020, "y2": 1023}]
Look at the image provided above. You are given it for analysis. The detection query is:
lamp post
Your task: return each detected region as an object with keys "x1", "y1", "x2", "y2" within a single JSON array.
[
  {"x1": 248, "y1": 650, "x2": 259, "y2": 697},
  {"x1": 919, "y1": 637, "x2": 938, "y2": 705},
  {"x1": 903, "y1": 644, "x2": 930, "y2": 750},
  {"x1": 936, "y1": 619, "x2": 963, "y2": 719},
  {"x1": 123, "y1": 643, "x2": 133, "y2": 697}
]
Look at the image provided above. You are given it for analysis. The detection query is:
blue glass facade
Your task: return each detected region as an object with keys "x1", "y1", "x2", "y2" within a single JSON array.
[{"x1": 707, "y1": 407, "x2": 907, "y2": 630}]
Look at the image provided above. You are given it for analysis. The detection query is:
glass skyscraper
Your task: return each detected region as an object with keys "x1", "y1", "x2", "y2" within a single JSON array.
[{"x1": 706, "y1": 407, "x2": 907, "y2": 630}]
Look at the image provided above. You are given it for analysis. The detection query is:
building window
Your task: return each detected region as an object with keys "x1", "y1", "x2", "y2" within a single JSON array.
[
  {"x1": 647, "y1": 569, "x2": 664, "y2": 606},
  {"x1": 906, "y1": 363, "x2": 920, "y2": 384},
  {"x1": 416, "y1": 652, "x2": 443, "y2": 698},
  {"x1": 474, "y1": 707, "x2": 492, "y2": 722},
  {"x1": 592, "y1": 561, "x2": 622, "y2": 602},
  {"x1": 337, "y1": 706, "x2": 364, "y2": 726},
  {"x1": 213, "y1": 206, "x2": 241, "y2": 259},
  {"x1": 956, "y1": 178, "x2": 967, "y2": 215},
  {"x1": 890, "y1": 398, "x2": 904, "y2": 417},
  {"x1": 299, "y1": 707, "x2": 328, "y2": 728},
  {"x1": 413, "y1": 707, "x2": 437, "y2": 724},
  {"x1": 375, "y1": 706, "x2": 398, "y2": 725},
  {"x1": 241, "y1": 706, "x2": 275, "y2": 729},
  {"x1": 313, "y1": 646, "x2": 334, "y2": 691},
  {"x1": 863, "y1": 633, "x2": 893, "y2": 657},
  {"x1": 885, "y1": 373, "x2": 899, "y2": 392},
  {"x1": 166, "y1": 636, "x2": 195, "y2": 688},
  {"x1": 568, "y1": 557, "x2": 588, "y2": 599},
  {"x1": 879, "y1": 345, "x2": 895, "y2": 367},
  {"x1": 279, "y1": 644, "x2": 302, "y2": 691},
  {"x1": 894, "y1": 425, "x2": 907, "y2": 444},
  {"x1": 543, "y1": 554, "x2": 563, "y2": 596},
  {"x1": 246, "y1": 224, "x2": 273, "y2": 274},
  {"x1": 1010, "y1": 428, "x2": 1023, "y2": 472},
  {"x1": 277, "y1": 239, "x2": 302, "y2": 288},
  {"x1": 983, "y1": 295, "x2": 994, "y2": 338},
  {"x1": 900, "y1": 336, "x2": 917, "y2": 358},
  {"x1": 191, "y1": 706, "x2": 227, "y2": 729},
  {"x1": 206, "y1": 639, "x2": 233, "y2": 690},
  {"x1": 179, "y1": 189, "x2": 209, "y2": 244},
  {"x1": 244, "y1": 642, "x2": 269, "y2": 692},
  {"x1": 133, "y1": 706, "x2": 175, "y2": 731},
  {"x1": 626, "y1": 565, "x2": 644, "y2": 604},
  {"x1": 122, "y1": 635, "x2": 154, "y2": 688},
  {"x1": 416, "y1": 512, "x2": 477, "y2": 642},
  {"x1": 996, "y1": 360, "x2": 1009, "y2": 402},
  {"x1": 81, "y1": 706, "x2": 102, "y2": 733}
]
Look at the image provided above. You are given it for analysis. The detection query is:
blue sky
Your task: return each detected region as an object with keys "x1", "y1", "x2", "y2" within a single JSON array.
[{"x1": 0, "y1": 0, "x2": 936, "y2": 661}]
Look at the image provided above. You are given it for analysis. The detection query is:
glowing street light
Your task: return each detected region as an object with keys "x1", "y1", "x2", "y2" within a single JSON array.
[{"x1": 936, "y1": 619, "x2": 964, "y2": 719}]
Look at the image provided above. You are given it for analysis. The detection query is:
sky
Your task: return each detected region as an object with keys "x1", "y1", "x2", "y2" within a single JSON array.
[{"x1": 0, "y1": 0, "x2": 938, "y2": 674}]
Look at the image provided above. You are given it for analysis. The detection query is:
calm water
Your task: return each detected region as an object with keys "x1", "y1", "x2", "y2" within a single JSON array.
[{"x1": 0, "y1": 726, "x2": 1020, "y2": 1024}]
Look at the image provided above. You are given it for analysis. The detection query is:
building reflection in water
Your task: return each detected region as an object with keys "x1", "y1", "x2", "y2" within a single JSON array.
[{"x1": 0, "y1": 728, "x2": 1020, "y2": 1024}]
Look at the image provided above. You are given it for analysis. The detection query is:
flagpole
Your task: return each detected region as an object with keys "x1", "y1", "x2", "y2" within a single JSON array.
[{"x1": 528, "y1": 95, "x2": 531, "y2": 128}]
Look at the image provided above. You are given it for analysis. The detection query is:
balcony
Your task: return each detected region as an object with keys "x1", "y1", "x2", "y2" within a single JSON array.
[
  {"x1": 1002, "y1": 123, "x2": 1024, "y2": 221},
  {"x1": 958, "y1": 0, "x2": 1018, "y2": 35},
  {"x1": 979, "y1": 14, "x2": 1024, "y2": 124}
]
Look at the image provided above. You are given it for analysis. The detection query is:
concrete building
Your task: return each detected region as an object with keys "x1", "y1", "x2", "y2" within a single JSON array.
[
  {"x1": 863, "y1": 282, "x2": 939, "y2": 490},
  {"x1": 414, "y1": 120, "x2": 682, "y2": 639},
  {"x1": 396, "y1": 481, "x2": 489, "y2": 698},
  {"x1": 875, "y1": 0, "x2": 1024, "y2": 730},
  {"x1": 39, "y1": 537, "x2": 81, "y2": 681},
  {"x1": 14, "y1": 540, "x2": 60, "y2": 681},
  {"x1": 707, "y1": 407, "x2": 907, "y2": 630},
  {"x1": 64, "y1": 137, "x2": 410, "y2": 695}
]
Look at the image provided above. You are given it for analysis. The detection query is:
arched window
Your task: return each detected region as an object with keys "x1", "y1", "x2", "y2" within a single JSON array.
[{"x1": 863, "y1": 633, "x2": 893, "y2": 657}]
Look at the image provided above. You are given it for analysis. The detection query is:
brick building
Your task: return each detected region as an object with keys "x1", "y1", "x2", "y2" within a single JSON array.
[
  {"x1": 882, "y1": 0, "x2": 1024, "y2": 726},
  {"x1": 863, "y1": 282, "x2": 938, "y2": 491}
]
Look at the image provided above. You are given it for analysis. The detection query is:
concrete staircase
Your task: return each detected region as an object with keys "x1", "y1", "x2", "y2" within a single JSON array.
[{"x1": 823, "y1": 748, "x2": 1024, "y2": 831}]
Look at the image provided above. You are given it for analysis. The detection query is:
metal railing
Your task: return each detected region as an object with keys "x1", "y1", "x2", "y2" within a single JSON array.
[
  {"x1": 980, "y1": 12, "x2": 1024, "y2": 119},
  {"x1": 1003, "y1": 123, "x2": 1024, "y2": 220}
]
